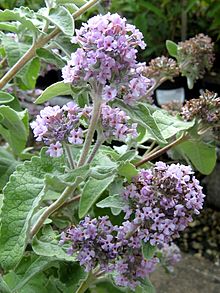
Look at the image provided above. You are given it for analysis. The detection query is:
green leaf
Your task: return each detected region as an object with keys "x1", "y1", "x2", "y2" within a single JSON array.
[
  {"x1": 36, "y1": 48, "x2": 66, "y2": 68},
  {"x1": 118, "y1": 161, "x2": 138, "y2": 181},
  {"x1": 96, "y1": 194, "x2": 126, "y2": 210},
  {"x1": 117, "y1": 150, "x2": 137, "y2": 162},
  {"x1": 79, "y1": 175, "x2": 115, "y2": 218},
  {"x1": 114, "y1": 100, "x2": 166, "y2": 144},
  {"x1": 166, "y1": 40, "x2": 178, "y2": 58},
  {"x1": 0, "y1": 276, "x2": 11, "y2": 293},
  {"x1": 38, "y1": 6, "x2": 74, "y2": 36},
  {"x1": 140, "y1": 2, "x2": 166, "y2": 19},
  {"x1": 111, "y1": 207, "x2": 122, "y2": 216},
  {"x1": 0, "y1": 147, "x2": 19, "y2": 190},
  {"x1": 142, "y1": 241, "x2": 156, "y2": 260},
  {"x1": 53, "y1": 34, "x2": 76, "y2": 57},
  {"x1": 0, "y1": 106, "x2": 29, "y2": 154},
  {"x1": 139, "y1": 111, "x2": 194, "y2": 143},
  {"x1": 32, "y1": 231, "x2": 75, "y2": 261},
  {"x1": 12, "y1": 256, "x2": 58, "y2": 292},
  {"x1": 0, "y1": 149, "x2": 65, "y2": 270},
  {"x1": 153, "y1": 111, "x2": 194, "y2": 139},
  {"x1": 56, "y1": 0, "x2": 87, "y2": 5},
  {"x1": 45, "y1": 164, "x2": 90, "y2": 192},
  {"x1": 22, "y1": 57, "x2": 41, "y2": 89},
  {"x1": 0, "y1": 91, "x2": 14, "y2": 104},
  {"x1": 35, "y1": 81, "x2": 72, "y2": 104},
  {"x1": 94, "y1": 280, "x2": 125, "y2": 293},
  {"x1": 175, "y1": 140, "x2": 217, "y2": 175},
  {"x1": 0, "y1": 7, "x2": 40, "y2": 33},
  {"x1": 2, "y1": 35, "x2": 30, "y2": 68},
  {"x1": 0, "y1": 23, "x2": 17, "y2": 33},
  {"x1": 186, "y1": 76, "x2": 194, "y2": 89},
  {"x1": 91, "y1": 151, "x2": 118, "y2": 179},
  {"x1": 138, "y1": 278, "x2": 156, "y2": 293}
]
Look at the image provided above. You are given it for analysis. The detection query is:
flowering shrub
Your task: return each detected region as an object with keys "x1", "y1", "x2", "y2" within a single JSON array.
[{"x1": 0, "y1": 2, "x2": 217, "y2": 293}]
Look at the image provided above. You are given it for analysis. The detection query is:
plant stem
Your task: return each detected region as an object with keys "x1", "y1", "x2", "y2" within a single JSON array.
[
  {"x1": 135, "y1": 134, "x2": 188, "y2": 167},
  {"x1": 0, "y1": 57, "x2": 7, "y2": 68},
  {"x1": 76, "y1": 272, "x2": 96, "y2": 293},
  {"x1": 64, "y1": 143, "x2": 76, "y2": 169},
  {"x1": 78, "y1": 93, "x2": 102, "y2": 166},
  {"x1": 0, "y1": 0, "x2": 99, "y2": 89},
  {"x1": 144, "y1": 141, "x2": 156, "y2": 155},
  {"x1": 30, "y1": 179, "x2": 80, "y2": 238},
  {"x1": 145, "y1": 76, "x2": 168, "y2": 99},
  {"x1": 86, "y1": 134, "x2": 104, "y2": 164},
  {"x1": 55, "y1": 194, "x2": 80, "y2": 212}
]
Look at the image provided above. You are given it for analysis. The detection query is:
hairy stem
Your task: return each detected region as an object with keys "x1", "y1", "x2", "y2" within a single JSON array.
[
  {"x1": 55, "y1": 194, "x2": 80, "y2": 212},
  {"x1": 78, "y1": 94, "x2": 102, "y2": 166},
  {"x1": 0, "y1": 0, "x2": 99, "y2": 89},
  {"x1": 30, "y1": 179, "x2": 80, "y2": 238},
  {"x1": 64, "y1": 143, "x2": 76, "y2": 169},
  {"x1": 145, "y1": 76, "x2": 168, "y2": 99},
  {"x1": 86, "y1": 134, "x2": 105, "y2": 164},
  {"x1": 135, "y1": 134, "x2": 188, "y2": 167},
  {"x1": 144, "y1": 141, "x2": 156, "y2": 155}
]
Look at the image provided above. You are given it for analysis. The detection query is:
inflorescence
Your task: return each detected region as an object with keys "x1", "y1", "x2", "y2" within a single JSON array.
[
  {"x1": 61, "y1": 162, "x2": 204, "y2": 290},
  {"x1": 31, "y1": 102, "x2": 137, "y2": 156},
  {"x1": 143, "y1": 56, "x2": 180, "y2": 81},
  {"x1": 181, "y1": 90, "x2": 220, "y2": 125},
  {"x1": 62, "y1": 13, "x2": 153, "y2": 104},
  {"x1": 177, "y1": 34, "x2": 214, "y2": 87}
]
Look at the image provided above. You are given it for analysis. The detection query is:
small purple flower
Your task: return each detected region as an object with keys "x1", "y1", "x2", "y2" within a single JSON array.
[
  {"x1": 46, "y1": 142, "x2": 63, "y2": 157},
  {"x1": 68, "y1": 128, "x2": 83, "y2": 144},
  {"x1": 102, "y1": 85, "x2": 117, "y2": 101}
]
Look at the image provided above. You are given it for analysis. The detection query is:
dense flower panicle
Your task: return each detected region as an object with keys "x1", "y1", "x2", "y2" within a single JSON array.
[
  {"x1": 114, "y1": 250, "x2": 158, "y2": 290},
  {"x1": 31, "y1": 102, "x2": 137, "y2": 156},
  {"x1": 61, "y1": 217, "x2": 159, "y2": 290},
  {"x1": 60, "y1": 216, "x2": 117, "y2": 272},
  {"x1": 101, "y1": 104, "x2": 137, "y2": 140},
  {"x1": 143, "y1": 56, "x2": 180, "y2": 80},
  {"x1": 122, "y1": 161, "x2": 205, "y2": 246},
  {"x1": 61, "y1": 163, "x2": 204, "y2": 290},
  {"x1": 159, "y1": 243, "x2": 181, "y2": 272},
  {"x1": 181, "y1": 90, "x2": 220, "y2": 124},
  {"x1": 30, "y1": 102, "x2": 85, "y2": 157},
  {"x1": 62, "y1": 13, "x2": 153, "y2": 104},
  {"x1": 177, "y1": 34, "x2": 214, "y2": 84}
]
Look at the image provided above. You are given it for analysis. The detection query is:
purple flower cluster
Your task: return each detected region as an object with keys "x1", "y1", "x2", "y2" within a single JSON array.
[
  {"x1": 159, "y1": 243, "x2": 181, "y2": 272},
  {"x1": 30, "y1": 102, "x2": 86, "y2": 157},
  {"x1": 60, "y1": 216, "x2": 117, "y2": 272},
  {"x1": 114, "y1": 248, "x2": 158, "y2": 290},
  {"x1": 31, "y1": 101, "x2": 138, "y2": 156},
  {"x1": 101, "y1": 104, "x2": 137, "y2": 141},
  {"x1": 122, "y1": 161, "x2": 205, "y2": 246},
  {"x1": 60, "y1": 162, "x2": 204, "y2": 290},
  {"x1": 62, "y1": 13, "x2": 152, "y2": 104},
  {"x1": 61, "y1": 216, "x2": 158, "y2": 290}
]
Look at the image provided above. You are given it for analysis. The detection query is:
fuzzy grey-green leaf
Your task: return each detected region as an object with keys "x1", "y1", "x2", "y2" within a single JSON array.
[
  {"x1": 35, "y1": 81, "x2": 72, "y2": 104},
  {"x1": 38, "y1": 6, "x2": 74, "y2": 35},
  {"x1": 79, "y1": 175, "x2": 115, "y2": 218},
  {"x1": 96, "y1": 194, "x2": 126, "y2": 210},
  {"x1": 0, "y1": 149, "x2": 65, "y2": 270}
]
